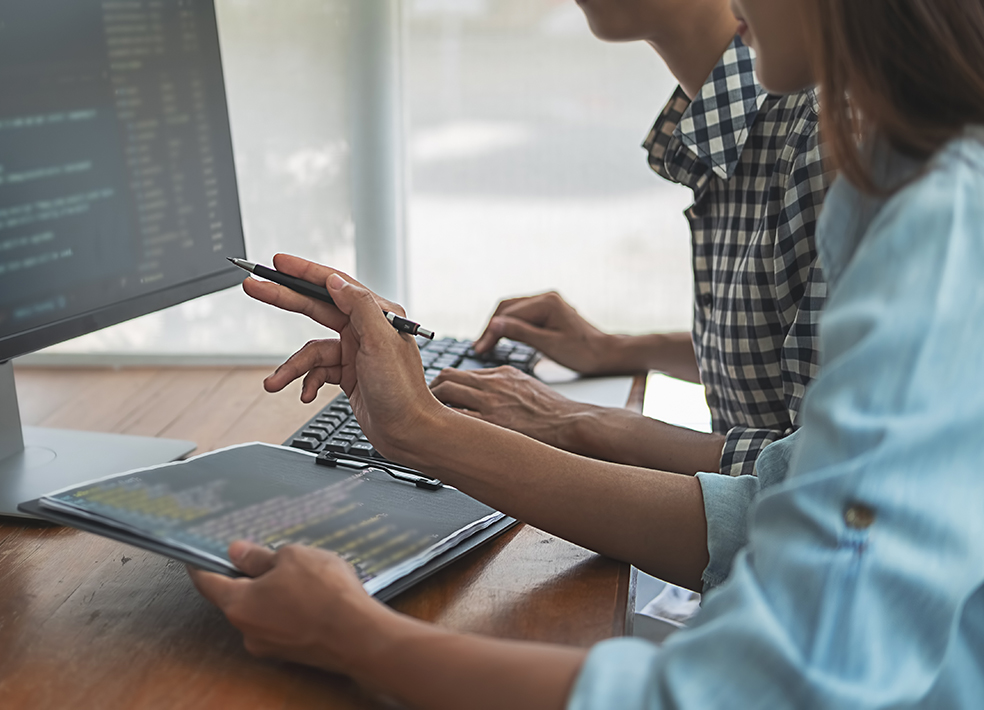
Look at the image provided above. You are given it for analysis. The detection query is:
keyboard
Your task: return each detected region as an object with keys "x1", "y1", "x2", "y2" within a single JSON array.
[{"x1": 283, "y1": 336, "x2": 540, "y2": 458}]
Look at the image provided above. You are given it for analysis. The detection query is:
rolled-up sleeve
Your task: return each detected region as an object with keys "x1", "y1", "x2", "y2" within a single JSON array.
[
  {"x1": 698, "y1": 431, "x2": 797, "y2": 590},
  {"x1": 695, "y1": 472, "x2": 759, "y2": 590},
  {"x1": 568, "y1": 639, "x2": 662, "y2": 710}
]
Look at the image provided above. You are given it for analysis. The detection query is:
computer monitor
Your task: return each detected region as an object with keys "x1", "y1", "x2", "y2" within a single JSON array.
[{"x1": 0, "y1": 0, "x2": 247, "y2": 517}]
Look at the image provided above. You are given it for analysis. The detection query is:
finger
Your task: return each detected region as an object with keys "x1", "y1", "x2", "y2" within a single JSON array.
[
  {"x1": 483, "y1": 315, "x2": 561, "y2": 354},
  {"x1": 325, "y1": 273, "x2": 401, "y2": 346},
  {"x1": 264, "y1": 340, "x2": 342, "y2": 393},
  {"x1": 489, "y1": 295, "x2": 531, "y2": 318},
  {"x1": 474, "y1": 295, "x2": 541, "y2": 353},
  {"x1": 496, "y1": 293, "x2": 563, "y2": 327},
  {"x1": 473, "y1": 313, "x2": 508, "y2": 354},
  {"x1": 229, "y1": 540, "x2": 277, "y2": 577},
  {"x1": 187, "y1": 566, "x2": 248, "y2": 610},
  {"x1": 242, "y1": 276, "x2": 350, "y2": 333},
  {"x1": 272, "y1": 254, "x2": 406, "y2": 317},
  {"x1": 301, "y1": 366, "x2": 337, "y2": 403},
  {"x1": 455, "y1": 407, "x2": 486, "y2": 421},
  {"x1": 474, "y1": 293, "x2": 562, "y2": 353},
  {"x1": 429, "y1": 367, "x2": 490, "y2": 390},
  {"x1": 430, "y1": 380, "x2": 488, "y2": 412}
]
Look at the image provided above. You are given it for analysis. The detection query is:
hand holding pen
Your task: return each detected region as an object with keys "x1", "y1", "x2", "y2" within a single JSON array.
[
  {"x1": 239, "y1": 255, "x2": 449, "y2": 467},
  {"x1": 229, "y1": 256, "x2": 434, "y2": 340}
]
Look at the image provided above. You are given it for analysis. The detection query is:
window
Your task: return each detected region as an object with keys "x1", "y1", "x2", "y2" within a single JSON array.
[
  {"x1": 406, "y1": 0, "x2": 693, "y2": 339},
  {"x1": 38, "y1": 0, "x2": 693, "y2": 360}
]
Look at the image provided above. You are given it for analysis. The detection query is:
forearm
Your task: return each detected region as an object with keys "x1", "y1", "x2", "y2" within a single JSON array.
[
  {"x1": 605, "y1": 332, "x2": 701, "y2": 383},
  {"x1": 350, "y1": 611, "x2": 585, "y2": 710},
  {"x1": 396, "y1": 410, "x2": 709, "y2": 591},
  {"x1": 562, "y1": 406, "x2": 725, "y2": 475}
]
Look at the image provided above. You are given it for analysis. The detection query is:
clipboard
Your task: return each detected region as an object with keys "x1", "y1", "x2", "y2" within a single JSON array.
[{"x1": 19, "y1": 442, "x2": 518, "y2": 601}]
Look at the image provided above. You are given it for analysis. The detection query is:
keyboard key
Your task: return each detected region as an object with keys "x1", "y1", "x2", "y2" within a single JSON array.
[
  {"x1": 289, "y1": 436, "x2": 320, "y2": 451},
  {"x1": 349, "y1": 441, "x2": 374, "y2": 456},
  {"x1": 490, "y1": 345, "x2": 512, "y2": 360},
  {"x1": 301, "y1": 429, "x2": 328, "y2": 442},
  {"x1": 323, "y1": 439, "x2": 352, "y2": 454}
]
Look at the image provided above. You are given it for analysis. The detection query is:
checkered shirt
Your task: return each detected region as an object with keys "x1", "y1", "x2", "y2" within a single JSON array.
[{"x1": 644, "y1": 37, "x2": 830, "y2": 476}]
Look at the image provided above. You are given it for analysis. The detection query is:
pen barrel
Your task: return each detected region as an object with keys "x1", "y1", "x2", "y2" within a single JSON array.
[
  {"x1": 253, "y1": 264, "x2": 335, "y2": 306},
  {"x1": 243, "y1": 262, "x2": 434, "y2": 338}
]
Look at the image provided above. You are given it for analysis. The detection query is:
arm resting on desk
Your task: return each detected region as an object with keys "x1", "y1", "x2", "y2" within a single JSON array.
[
  {"x1": 430, "y1": 366, "x2": 725, "y2": 475},
  {"x1": 190, "y1": 542, "x2": 586, "y2": 710}
]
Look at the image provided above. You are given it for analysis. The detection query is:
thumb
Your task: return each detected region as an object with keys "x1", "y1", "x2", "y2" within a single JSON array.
[
  {"x1": 326, "y1": 273, "x2": 391, "y2": 339},
  {"x1": 229, "y1": 540, "x2": 277, "y2": 577}
]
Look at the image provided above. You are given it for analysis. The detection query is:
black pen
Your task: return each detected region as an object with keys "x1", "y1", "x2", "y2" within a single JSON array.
[{"x1": 228, "y1": 258, "x2": 435, "y2": 340}]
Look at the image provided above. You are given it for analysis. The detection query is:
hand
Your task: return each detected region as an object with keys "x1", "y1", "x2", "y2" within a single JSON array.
[
  {"x1": 243, "y1": 254, "x2": 447, "y2": 461},
  {"x1": 188, "y1": 541, "x2": 400, "y2": 677},
  {"x1": 472, "y1": 292, "x2": 615, "y2": 375},
  {"x1": 430, "y1": 366, "x2": 593, "y2": 451}
]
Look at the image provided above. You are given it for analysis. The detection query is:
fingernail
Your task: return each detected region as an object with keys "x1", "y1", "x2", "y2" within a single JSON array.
[{"x1": 328, "y1": 273, "x2": 345, "y2": 289}]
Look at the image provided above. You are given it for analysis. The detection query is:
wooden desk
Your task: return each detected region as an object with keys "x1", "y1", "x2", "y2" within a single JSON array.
[{"x1": 0, "y1": 366, "x2": 637, "y2": 708}]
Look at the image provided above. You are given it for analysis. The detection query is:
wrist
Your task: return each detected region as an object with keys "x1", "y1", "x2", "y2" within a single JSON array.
[
  {"x1": 597, "y1": 334, "x2": 657, "y2": 374},
  {"x1": 384, "y1": 396, "x2": 463, "y2": 471},
  {"x1": 340, "y1": 602, "x2": 427, "y2": 690},
  {"x1": 563, "y1": 405, "x2": 616, "y2": 459},
  {"x1": 578, "y1": 331, "x2": 638, "y2": 375}
]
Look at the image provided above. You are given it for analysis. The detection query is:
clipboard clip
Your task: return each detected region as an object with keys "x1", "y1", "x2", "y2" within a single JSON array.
[{"x1": 316, "y1": 451, "x2": 444, "y2": 491}]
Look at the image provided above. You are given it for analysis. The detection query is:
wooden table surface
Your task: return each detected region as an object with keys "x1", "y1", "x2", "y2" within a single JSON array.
[{"x1": 0, "y1": 365, "x2": 638, "y2": 708}]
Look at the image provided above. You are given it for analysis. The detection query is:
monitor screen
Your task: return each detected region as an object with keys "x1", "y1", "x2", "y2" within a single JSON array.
[{"x1": 0, "y1": 0, "x2": 246, "y2": 361}]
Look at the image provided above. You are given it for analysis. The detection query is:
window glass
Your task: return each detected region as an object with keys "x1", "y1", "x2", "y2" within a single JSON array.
[{"x1": 405, "y1": 0, "x2": 693, "y2": 340}]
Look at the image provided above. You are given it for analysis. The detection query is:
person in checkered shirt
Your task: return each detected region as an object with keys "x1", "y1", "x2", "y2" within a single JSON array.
[{"x1": 431, "y1": 0, "x2": 830, "y2": 481}]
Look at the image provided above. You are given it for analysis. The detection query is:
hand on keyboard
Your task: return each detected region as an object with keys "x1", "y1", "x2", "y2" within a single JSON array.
[
  {"x1": 429, "y1": 365, "x2": 585, "y2": 451},
  {"x1": 418, "y1": 336, "x2": 540, "y2": 384},
  {"x1": 472, "y1": 291, "x2": 614, "y2": 375},
  {"x1": 287, "y1": 336, "x2": 541, "y2": 458}
]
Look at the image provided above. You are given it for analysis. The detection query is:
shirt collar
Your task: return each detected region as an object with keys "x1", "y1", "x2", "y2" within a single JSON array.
[
  {"x1": 676, "y1": 36, "x2": 770, "y2": 181},
  {"x1": 817, "y1": 139, "x2": 923, "y2": 288}
]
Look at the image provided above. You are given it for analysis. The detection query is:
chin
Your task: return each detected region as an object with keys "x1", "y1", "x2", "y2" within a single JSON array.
[{"x1": 755, "y1": 63, "x2": 815, "y2": 95}]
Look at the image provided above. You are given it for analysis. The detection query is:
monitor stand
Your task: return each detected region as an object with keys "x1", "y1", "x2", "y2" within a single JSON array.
[{"x1": 0, "y1": 361, "x2": 195, "y2": 520}]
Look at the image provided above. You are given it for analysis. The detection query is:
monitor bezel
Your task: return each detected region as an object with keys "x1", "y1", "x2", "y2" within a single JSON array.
[{"x1": 0, "y1": 267, "x2": 246, "y2": 362}]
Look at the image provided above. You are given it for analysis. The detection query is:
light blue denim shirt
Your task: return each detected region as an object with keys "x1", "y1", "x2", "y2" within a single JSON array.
[{"x1": 569, "y1": 128, "x2": 984, "y2": 708}]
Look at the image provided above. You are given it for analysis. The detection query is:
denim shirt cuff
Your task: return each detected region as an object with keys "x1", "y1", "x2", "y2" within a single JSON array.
[
  {"x1": 696, "y1": 472, "x2": 761, "y2": 592},
  {"x1": 567, "y1": 638, "x2": 662, "y2": 710}
]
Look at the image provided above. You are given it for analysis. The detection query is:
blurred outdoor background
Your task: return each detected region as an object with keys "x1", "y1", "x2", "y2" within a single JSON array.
[{"x1": 41, "y1": 0, "x2": 693, "y2": 359}]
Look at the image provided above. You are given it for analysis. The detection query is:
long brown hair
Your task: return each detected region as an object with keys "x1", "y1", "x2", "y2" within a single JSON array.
[{"x1": 809, "y1": 0, "x2": 984, "y2": 192}]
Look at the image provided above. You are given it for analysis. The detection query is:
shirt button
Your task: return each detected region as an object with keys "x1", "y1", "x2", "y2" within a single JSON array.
[
  {"x1": 700, "y1": 293, "x2": 713, "y2": 308},
  {"x1": 844, "y1": 504, "x2": 876, "y2": 529}
]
